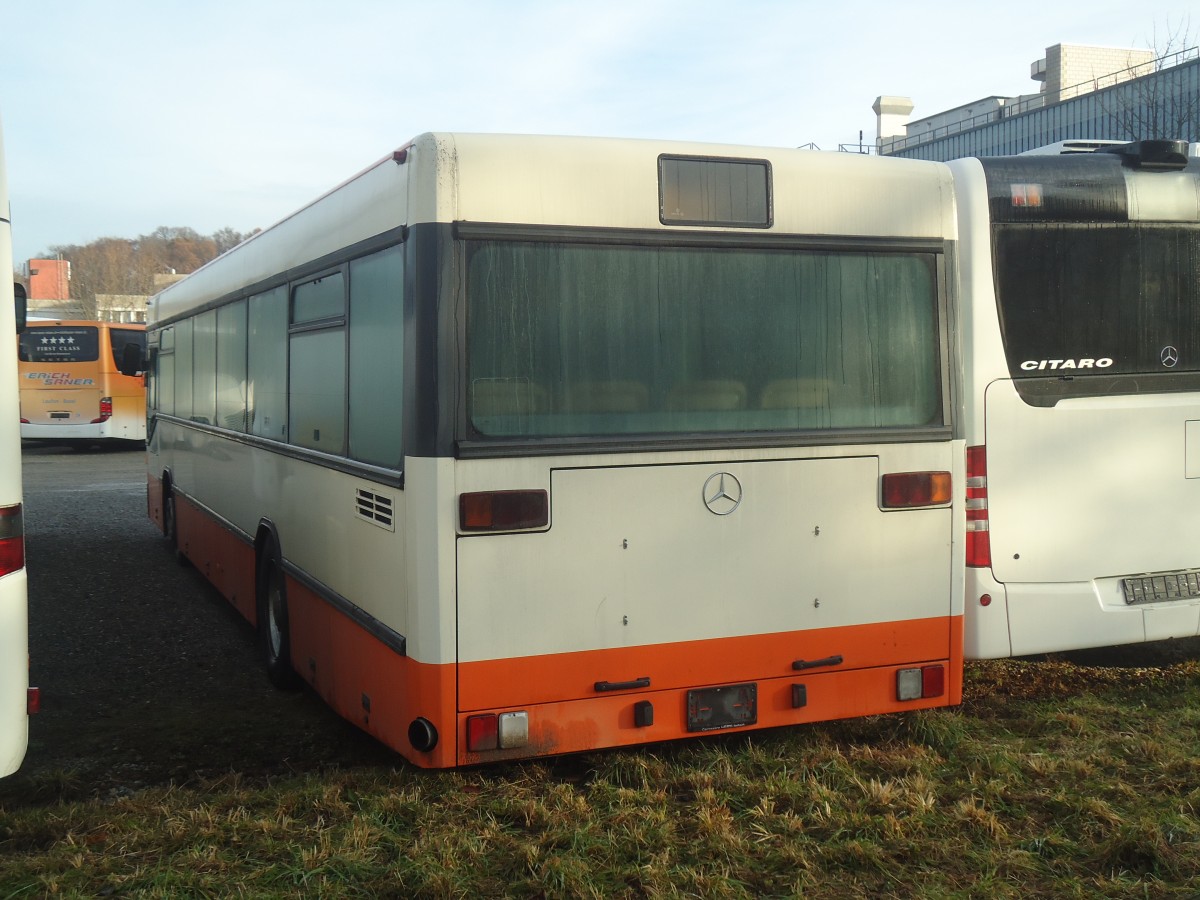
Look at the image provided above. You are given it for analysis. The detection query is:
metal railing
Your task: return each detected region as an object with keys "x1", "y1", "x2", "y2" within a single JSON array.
[{"x1": 880, "y1": 45, "x2": 1199, "y2": 154}]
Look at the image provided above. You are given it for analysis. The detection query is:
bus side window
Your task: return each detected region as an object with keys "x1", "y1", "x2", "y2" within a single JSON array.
[{"x1": 118, "y1": 342, "x2": 144, "y2": 376}]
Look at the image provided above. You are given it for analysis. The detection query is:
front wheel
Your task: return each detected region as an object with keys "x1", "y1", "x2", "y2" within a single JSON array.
[{"x1": 259, "y1": 551, "x2": 300, "y2": 690}]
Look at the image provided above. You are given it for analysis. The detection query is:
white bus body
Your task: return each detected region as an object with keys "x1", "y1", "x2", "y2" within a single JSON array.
[
  {"x1": 0, "y1": 115, "x2": 30, "y2": 777},
  {"x1": 950, "y1": 140, "x2": 1200, "y2": 658},
  {"x1": 147, "y1": 134, "x2": 964, "y2": 767}
]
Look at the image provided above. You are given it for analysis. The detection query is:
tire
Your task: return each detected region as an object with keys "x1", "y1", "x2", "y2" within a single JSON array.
[
  {"x1": 163, "y1": 484, "x2": 175, "y2": 542},
  {"x1": 163, "y1": 485, "x2": 189, "y2": 566},
  {"x1": 259, "y1": 550, "x2": 301, "y2": 690}
]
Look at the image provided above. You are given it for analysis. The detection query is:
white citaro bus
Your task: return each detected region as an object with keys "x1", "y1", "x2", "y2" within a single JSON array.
[
  {"x1": 950, "y1": 140, "x2": 1200, "y2": 657},
  {"x1": 147, "y1": 133, "x2": 964, "y2": 767},
  {"x1": 18, "y1": 319, "x2": 146, "y2": 443},
  {"x1": 0, "y1": 115, "x2": 31, "y2": 778}
]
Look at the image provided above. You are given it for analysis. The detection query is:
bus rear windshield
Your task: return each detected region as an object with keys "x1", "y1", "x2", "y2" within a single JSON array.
[
  {"x1": 19, "y1": 326, "x2": 100, "y2": 363},
  {"x1": 994, "y1": 223, "x2": 1200, "y2": 392},
  {"x1": 466, "y1": 240, "x2": 943, "y2": 440}
]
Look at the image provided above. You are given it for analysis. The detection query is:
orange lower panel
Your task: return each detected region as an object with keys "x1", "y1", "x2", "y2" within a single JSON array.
[
  {"x1": 158, "y1": 480, "x2": 964, "y2": 769},
  {"x1": 174, "y1": 492, "x2": 257, "y2": 623},
  {"x1": 459, "y1": 616, "x2": 958, "y2": 712},
  {"x1": 147, "y1": 474, "x2": 163, "y2": 533},
  {"x1": 460, "y1": 653, "x2": 957, "y2": 766},
  {"x1": 285, "y1": 576, "x2": 458, "y2": 769}
]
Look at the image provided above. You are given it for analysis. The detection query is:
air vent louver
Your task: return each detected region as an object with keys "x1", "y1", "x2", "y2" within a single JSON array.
[{"x1": 355, "y1": 488, "x2": 395, "y2": 531}]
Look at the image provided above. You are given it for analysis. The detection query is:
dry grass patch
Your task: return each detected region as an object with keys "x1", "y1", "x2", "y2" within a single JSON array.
[{"x1": 3, "y1": 655, "x2": 1200, "y2": 896}]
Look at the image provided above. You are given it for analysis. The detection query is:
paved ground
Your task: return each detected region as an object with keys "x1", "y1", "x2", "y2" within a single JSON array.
[{"x1": 4, "y1": 442, "x2": 393, "y2": 800}]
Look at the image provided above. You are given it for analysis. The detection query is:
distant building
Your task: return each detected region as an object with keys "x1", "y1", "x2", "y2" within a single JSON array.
[
  {"x1": 93, "y1": 294, "x2": 148, "y2": 323},
  {"x1": 21, "y1": 258, "x2": 171, "y2": 322},
  {"x1": 875, "y1": 42, "x2": 1199, "y2": 160},
  {"x1": 26, "y1": 258, "x2": 70, "y2": 301}
]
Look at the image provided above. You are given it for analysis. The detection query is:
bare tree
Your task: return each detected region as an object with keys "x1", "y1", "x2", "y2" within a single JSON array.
[
  {"x1": 41, "y1": 226, "x2": 251, "y2": 317},
  {"x1": 1101, "y1": 18, "x2": 1200, "y2": 141}
]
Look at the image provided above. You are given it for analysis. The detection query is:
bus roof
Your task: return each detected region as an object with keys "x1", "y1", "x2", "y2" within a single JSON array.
[{"x1": 151, "y1": 133, "x2": 957, "y2": 326}]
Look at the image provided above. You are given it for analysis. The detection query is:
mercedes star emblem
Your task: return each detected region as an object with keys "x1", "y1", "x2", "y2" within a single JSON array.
[
  {"x1": 703, "y1": 472, "x2": 743, "y2": 516},
  {"x1": 1162, "y1": 345, "x2": 1180, "y2": 368}
]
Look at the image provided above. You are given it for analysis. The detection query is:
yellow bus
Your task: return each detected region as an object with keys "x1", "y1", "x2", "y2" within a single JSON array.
[{"x1": 18, "y1": 319, "x2": 146, "y2": 443}]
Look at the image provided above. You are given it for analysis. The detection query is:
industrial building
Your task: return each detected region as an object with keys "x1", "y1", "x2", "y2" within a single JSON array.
[{"x1": 876, "y1": 42, "x2": 1199, "y2": 160}]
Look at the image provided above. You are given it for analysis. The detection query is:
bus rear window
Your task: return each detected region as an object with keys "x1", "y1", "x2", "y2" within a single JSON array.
[
  {"x1": 994, "y1": 223, "x2": 1200, "y2": 386},
  {"x1": 466, "y1": 240, "x2": 943, "y2": 441},
  {"x1": 19, "y1": 327, "x2": 100, "y2": 363},
  {"x1": 659, "y1": 156, "x2": 771, "y2": 227}
]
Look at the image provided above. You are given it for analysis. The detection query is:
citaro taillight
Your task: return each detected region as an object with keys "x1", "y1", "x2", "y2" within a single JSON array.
[{"x1": 966, "y1": 445, "x2": 991, "y2": 568}]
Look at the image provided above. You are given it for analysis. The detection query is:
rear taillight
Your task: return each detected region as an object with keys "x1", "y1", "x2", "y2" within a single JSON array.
[
  {"x1": 27, "y1": 687, "x2": 40, "y2": 715},
  {"x1": 880, "y1": 471, "x2": 952, "y2": 508},
  {"x1": 897, "y1": 664, "x2": 945, "y2": 701},
  {"x1": 460, "y1": 490, "x2": 548, "y2": 531},
  {"x1": 466, "y1": 711, "x2": 529, "y2": 751},
  {"x1": 91, "y1": 397, "x2": 113, "y2": 424},
  {"x1": 0, "y1": 504, "x2": 24, "y2": 576},
  {"x1": 966, "y1": 445, "x2": 991, "y2": 568}
]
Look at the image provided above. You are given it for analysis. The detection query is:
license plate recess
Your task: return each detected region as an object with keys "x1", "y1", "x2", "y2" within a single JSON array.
[
  {"x1": 1122, "y1": 569, "x2": 1200, "y2": 605},
  {"x1": 686, "y1": 683, "x2": 757, "y2": 732}
]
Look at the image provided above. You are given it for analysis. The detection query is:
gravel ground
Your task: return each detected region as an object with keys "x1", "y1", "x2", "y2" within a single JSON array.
[{"x1": 2, "y1": 443, "x2": 393, "y2": 802}]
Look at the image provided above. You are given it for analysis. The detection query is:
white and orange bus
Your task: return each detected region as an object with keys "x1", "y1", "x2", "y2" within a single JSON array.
[
  {"x1": 18, "y1": 319, "x2": 146, "y2": 444},
  {"x1": 1, "y1": 114, "x2": 31, "y2": 778},
  {"x1": 146, "y1": 133, "x2": 964, "y2": 767},
  {"x1": 951, "y1": 140, "x2": 1200, "y2": 657}
]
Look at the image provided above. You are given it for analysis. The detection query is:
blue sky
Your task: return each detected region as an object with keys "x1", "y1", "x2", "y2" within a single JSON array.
[{"x1": 0, "y1": 0, "x2": 1192, "y2": 265}]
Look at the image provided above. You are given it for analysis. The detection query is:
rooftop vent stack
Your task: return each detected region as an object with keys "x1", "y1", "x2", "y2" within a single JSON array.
[{"x1": 873, "y1": 96, "x2": 914, "y2": 151}]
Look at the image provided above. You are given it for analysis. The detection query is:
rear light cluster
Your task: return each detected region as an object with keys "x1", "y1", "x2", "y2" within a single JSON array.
[
  {"x1": 90, "y1": 397, "x2": 113, "y2": 424},
  {"x1": 880, "y1": 471, "x2": 952, "y2": 508},
  {"x1": 966, "y1": 446, "x2": 991, "y2": 568},
  {"x1": 0, "y1": 504, "x2": 24, "y2": 576},
  {"x1": 460, "y1": 490, "x2": 548, "y2": 532},
  {"x1": 466, "y1": 710, "x2": 530, "y2": 752},
  {"x1": 897, "y1": 664, "x2": 945, "y2": 701}
]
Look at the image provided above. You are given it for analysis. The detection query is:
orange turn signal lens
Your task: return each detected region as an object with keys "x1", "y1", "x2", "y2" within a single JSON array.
[
  {"x1": 459, "y1": 490, "x2": 549, "y2": 531},
  {"x1": 881, "y1": 472, "x2": 952, "y2": 509}
]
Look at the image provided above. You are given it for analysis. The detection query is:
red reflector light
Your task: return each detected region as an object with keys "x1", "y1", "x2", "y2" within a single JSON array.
[
  {"x1": 91, "y1": 397, "x2": 113, "y2": 424},
  {"x1": 966, "y1": 445, "x2": 991, "y2": 568},
  {"x1": 881, "y1": 472, "x2": 951, "y2": 508},
  {"x1": 467, "y1": 714, "x2": 498, "y2": 751},
  {"x1": 460, "y1": 490, "x2": 548, "y2": 531},
  {"x1": 979, "y1": 593, "x2": 992, "y2": 607},
  {"x1": 27, "y1": 687, "x2": 40, "y2": 715},
  {"x1": 1011, "y1": 183, "x2": 1043, "y2": 208},
  {"x1": 922, "y1": 665, "x2": 945, "y2": 699},
  {"x1": 0, "y1": 505, "x2": 24, "y2": 576}
]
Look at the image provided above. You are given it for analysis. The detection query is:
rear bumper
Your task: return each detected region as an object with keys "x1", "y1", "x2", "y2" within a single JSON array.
[
  {"x1": 21, "y1": 421, "x2": 142, "y2": 441},
  {"x1": 965, "y1": 568, "x2": 1200, "y2": 658}
]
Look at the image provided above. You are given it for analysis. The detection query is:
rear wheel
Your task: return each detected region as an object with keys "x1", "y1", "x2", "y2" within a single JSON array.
[
  {"x1": 259, "y1": 550, "x2": 300, "y2": 690},
  {"x1": 163, "y1": 485, "x2": 188, "y2": 566}
]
